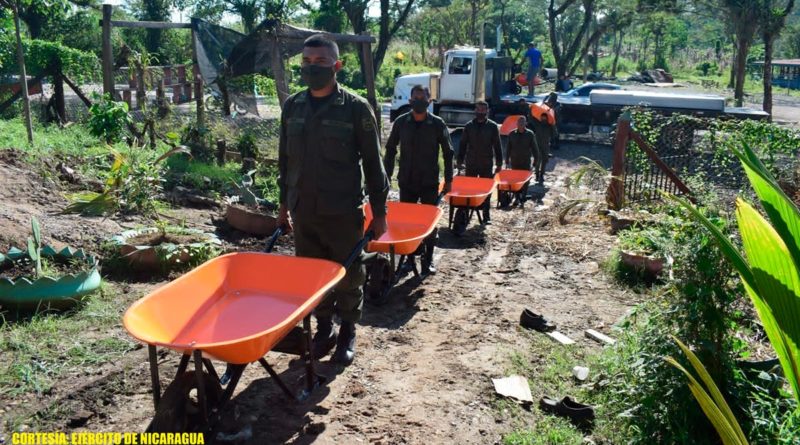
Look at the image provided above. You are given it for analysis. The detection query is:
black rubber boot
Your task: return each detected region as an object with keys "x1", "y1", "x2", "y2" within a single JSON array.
[
  {"x1": 311, "y1": 316, "x2": 337, "y2": 359},
  {"x1": 332, "y1": 321, "x2": 356, "y2": 366},
  {"x1": 421, "y1": 235, "x2": 436, "y2": 277}
]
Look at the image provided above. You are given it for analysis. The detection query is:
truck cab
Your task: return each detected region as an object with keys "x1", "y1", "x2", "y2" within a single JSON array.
[{"x1": 390, "y1": 47, "x2": 514, "y2": 125}]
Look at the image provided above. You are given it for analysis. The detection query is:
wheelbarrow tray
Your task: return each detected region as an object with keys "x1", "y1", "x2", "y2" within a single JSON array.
[
  {"x1": 123, "y1": 252, "x2": 345, "y2": 365},
  {"x1": 364, "y1": 202, "x2": 442, "y2": 256},
  {"x1": 446, "y1": 176, "x2": 497, "y2": 207},
  {"x1": 495, "y1": 169, "x2": 534, "y2": 192}
]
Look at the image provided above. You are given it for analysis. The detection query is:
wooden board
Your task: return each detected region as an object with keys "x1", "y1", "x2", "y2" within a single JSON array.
[
  {"x1": 585, "y1": 329, "x2": 616, "y2": 345},
  {"x1": 547, "y1": 331, "x2": 575, "y2": 345}
]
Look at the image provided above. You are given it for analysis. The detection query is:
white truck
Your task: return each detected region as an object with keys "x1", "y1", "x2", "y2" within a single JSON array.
[{"x1": 389, "y1": 47, "x2": 768, "y2": 143}]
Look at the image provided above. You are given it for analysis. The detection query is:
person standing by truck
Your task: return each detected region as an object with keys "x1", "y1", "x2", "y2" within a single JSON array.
[
  {"x1": 276, "y1": 34, "x2": 389, "y2": 366},
  {"x1": 384, "y1": 85, "x2": 454, "y2": 276},
  {"x1": 525, "y1": 42, "x2": 544, "y2": 97},
  {"x1": 505, "y1": 115, "x2": 538, "y2": 206},
  {"x1": 458, "y1": 101, "x2": 502, "y2": 223},
  {"x1": 530, "y1": 100, "x2": 556, "y2": 185}
]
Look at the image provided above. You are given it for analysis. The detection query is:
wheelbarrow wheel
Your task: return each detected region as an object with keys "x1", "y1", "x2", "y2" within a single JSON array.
[
  {"x1": 453, "y1": 208, "x2": 468, "y2": 236},
  {"x1": 151, "y1": 371, "x2": 223, "y2": 433},
  {"x1": 366, "y1": 256, "x2": 392, "y2": 304}
]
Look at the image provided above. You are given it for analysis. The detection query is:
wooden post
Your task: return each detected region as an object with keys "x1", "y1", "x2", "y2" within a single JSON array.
[
  {"x1": 359, "y1": 34, "x2": 380, "y2": 139},
  {"x1": 12, "y1": 0, "x2": 33, "y2": 143},
  {"x1": 216, "y1": 139, "x2": 226, "y2": 166},
  {"x1": 270, "y1": 27, "x2": 290, "y2": 108},
  {"x1": 606, "y1": 112, "x2": 630, "y2": 210},
  {"x1": 135, "y1": 64, "x2": 145, "y2": 110},
  {"x1": 191, "y1": 26, "x2": 205, "y2": 130},
  {"x1": 102, "y1": 4, "x2": 114, "y2": 97},
  {"x1": 53, "y1": 72, "x2": 66, "y2": 123}
]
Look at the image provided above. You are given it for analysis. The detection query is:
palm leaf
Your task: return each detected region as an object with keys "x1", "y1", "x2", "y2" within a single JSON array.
[
  {"x1": 735, "y1": 142, "x2": 800, "y2": 273},
  {"x1": 736, "y1": 198, "x2": 800, "y2": 400},
  {"x1": 664, "y1": 354, "x2": 748, "y2": 445}
]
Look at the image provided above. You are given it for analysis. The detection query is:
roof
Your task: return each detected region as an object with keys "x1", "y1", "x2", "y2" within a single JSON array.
[{"x1": 751, "y1": 59, "x2": 800, "y2": 66}]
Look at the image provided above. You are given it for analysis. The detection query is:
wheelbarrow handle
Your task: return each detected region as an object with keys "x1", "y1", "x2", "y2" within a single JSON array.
[
  {"x1": 342, "y1": 230, "x2": 375, "y2": 269},
  {"x1": 264, "y1": 226, "x2": 284, "y2": 253}
]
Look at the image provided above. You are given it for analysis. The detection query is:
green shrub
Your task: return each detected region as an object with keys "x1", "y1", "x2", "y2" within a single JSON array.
[{"x1": 87, "y1": 94, "x2": 131, "y2": 144}]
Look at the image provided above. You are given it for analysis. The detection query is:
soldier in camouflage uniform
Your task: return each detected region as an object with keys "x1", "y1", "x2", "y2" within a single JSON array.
[
  {"x1": 505, "y1": 115, "x2": 538, "y2": 205},
  {"x1": 277, "y1": 35, "x2": 389, "y2": 366},
  {"x1": 457, "y1": 101, "x2": 502, "y2": 223},
  {"x1": 384, "y1": 85, "x2": 453, "y2": 276}
]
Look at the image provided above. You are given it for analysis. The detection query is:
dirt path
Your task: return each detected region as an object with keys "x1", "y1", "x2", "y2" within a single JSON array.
[{"x1": 37, "y1": 144, "x2": 635, "y2": 444}]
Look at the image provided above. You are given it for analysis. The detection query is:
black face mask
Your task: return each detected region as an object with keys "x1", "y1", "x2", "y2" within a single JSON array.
[
  {"x1": 475, "y1": 112, "x2": 487, "y2": 122},
  {"x1": 301, "y1": 64, "x2": 335, "y2": 91},
  {"x1": 411, "y1": 99, "x2": 429, "y2": 114}
]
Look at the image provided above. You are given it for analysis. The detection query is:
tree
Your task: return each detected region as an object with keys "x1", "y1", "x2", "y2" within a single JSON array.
[
  {"x1": 760, "y1": 0, "x2": 795, "y2": 120},
  {"x1": 547, "y1": 0, "x2": 595, "y2": 77},
  {"x1": 311, "y1": 0, "x2": 347, "y2": 32},
  {"x1": 713, "y1": 0, "x2": 760, "y2": 106},
  {"x1": 341, "y1": 0, "x2": 417, "y2": 84}
]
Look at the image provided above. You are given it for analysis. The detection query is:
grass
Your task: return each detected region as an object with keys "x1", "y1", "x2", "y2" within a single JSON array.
[
  {"x1": 497, "y1": 331, "x2": 607, "y2": 444},
  {"x1": 0, "y1": 283, "x2": 137, "y2": 398}
]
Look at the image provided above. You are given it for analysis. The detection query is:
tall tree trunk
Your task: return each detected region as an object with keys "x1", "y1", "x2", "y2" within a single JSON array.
[
  {"x1": 734, "y1": 37, "x2": 750, "y2": 107},
  {"x1": 728, "y1": 38, "x2": 736, "y2": 89},
  {"x1": 611, "y1": 30, "x2": 624, "y2": 78},
  {"x1": 763, "y1": 34, "x2": 774, "y2": 121},
  {"x1": 13, "y1": 0, "x2": 33, "y2": 143}
]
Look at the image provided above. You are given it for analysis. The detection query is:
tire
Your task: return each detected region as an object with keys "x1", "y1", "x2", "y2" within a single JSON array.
[
  {"x1": 150, "y1": 371, "x2": 223, "y2": 433},
  {"x1": 366, "y1": 256, "x2": 392, "y2": 303},
  {"x1": 450, "y1": 129, "x2": 463, "y2": 160}
]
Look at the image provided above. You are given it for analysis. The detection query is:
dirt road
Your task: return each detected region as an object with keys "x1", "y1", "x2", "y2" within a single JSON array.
[{"x1": 22, "y1": 144, "x2": 634, "y2": 444}]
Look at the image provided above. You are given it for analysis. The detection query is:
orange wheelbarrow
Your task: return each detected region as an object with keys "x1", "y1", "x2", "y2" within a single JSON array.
[
  {"x1": 362, "y1": 200, "x2": 443, "y2": 303},
  {"x1": 445, "y1": 175, "x2": 497, "y2": 235},
  {"x1": 123, "y1": 229, "x2": 370, "y2": 433},
  {"x1": 495, "y1": 169, "x2": 534, "y2": 208}
]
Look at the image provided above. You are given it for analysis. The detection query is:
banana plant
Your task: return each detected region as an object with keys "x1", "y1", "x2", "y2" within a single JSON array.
[
  {"x1": 673, "y1": 142, "x2": 800, "y2": 405},
  {"x1": 26, "y1": 216, "x2": 42, "y2": 277},
  {"x1": 665, "y1": 336, "x2": 749, "y2": 445}
]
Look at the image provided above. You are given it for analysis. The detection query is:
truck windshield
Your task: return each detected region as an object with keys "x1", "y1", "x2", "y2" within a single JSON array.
[{"x1": 448, "y1": 57, "x2": 473, "y2": 75}]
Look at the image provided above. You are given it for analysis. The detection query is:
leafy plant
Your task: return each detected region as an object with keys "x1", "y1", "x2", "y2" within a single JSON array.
[
  {"x1": 64, "y1": 147, "x2": 188, "y2": 217},
  {"x1": 665, "y1": 336, "x2": 749, "y2": 445},
  {"x1": 87, "y1": 94, "x2": 131, "y2": 144},
  {"x1": 26, "y1": 217, "x2": 42, "y2": 278},
  {"x1": 675, "y1": 142, "x2": 800, "y2": 404}
]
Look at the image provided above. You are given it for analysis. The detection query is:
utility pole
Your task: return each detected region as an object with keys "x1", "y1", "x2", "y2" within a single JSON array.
[{"x1": 476, "y1": 22, "x2": 486, "y2": 102}]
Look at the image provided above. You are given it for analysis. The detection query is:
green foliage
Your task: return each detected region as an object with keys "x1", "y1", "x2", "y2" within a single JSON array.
[
  {"x1": 164, "y1": 154, "x2": 240, "y2": 195},
  {"x1": 0, "y1": 35, "x2": 98, "y2": 80},
  {"x1": 665, "y1": 336, "x2": 749, "y2": 445},
  {"x1": 696, "y1": 61, "x2": 720, "y2": 76},
  {"x1": 675, "y1": 142, "x2": 800, "y2": 405},
  {"x1": 236, "y1": 130, "x2": 258, "y2": 160},
  {"x1": 87, "y1": 94, "x2": 131, "y2": 144},
  {"x1": 64, "y1": 148, "x2": 187, "y2": 217}
]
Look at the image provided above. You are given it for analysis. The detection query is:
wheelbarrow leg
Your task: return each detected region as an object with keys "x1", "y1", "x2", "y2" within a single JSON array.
[
  {"x1": 301, "y1": 315, "x2": 323, "y2": 398},
  {"x1": 193, "y1": 350, "x2": 209, "y2": 427},
  {"x1": 202, "y1": 358, "x2": 220, "y2": 383},
  {"x1": 175, "y1": 354, "x2": 190, "y2": 379},
  {"x1": 258, "y1": 358, "x2": 296, "y2": 400},
  {"x1": 448, "y1": 204, "x2": 454, "y2": 230},
  {"x1": 218, "y1": 364, "x2": 246, "y2": 406},
  {"x1": 148, "y1": 345, "x2": 161, "y2": 410}
]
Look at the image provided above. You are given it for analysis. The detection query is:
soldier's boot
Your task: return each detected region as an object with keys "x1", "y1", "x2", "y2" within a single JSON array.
[
  {"x1": 311, "y1": 316, "x2": 337, "y2": 359},
  {"x1": 332, "y1": 321, "x2": 356, "y2": 366}
]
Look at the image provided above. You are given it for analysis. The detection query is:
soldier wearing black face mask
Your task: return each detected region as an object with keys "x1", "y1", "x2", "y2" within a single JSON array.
[
  {"x1": 277, "y1": 34, "x2": 389, "y2": 366},
  {"x1": 457, "y1": 101, "x2": 502, "y2": 223},
  {"x1": 384, "y1": 84, "x2": 454, "y2": 276}
]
